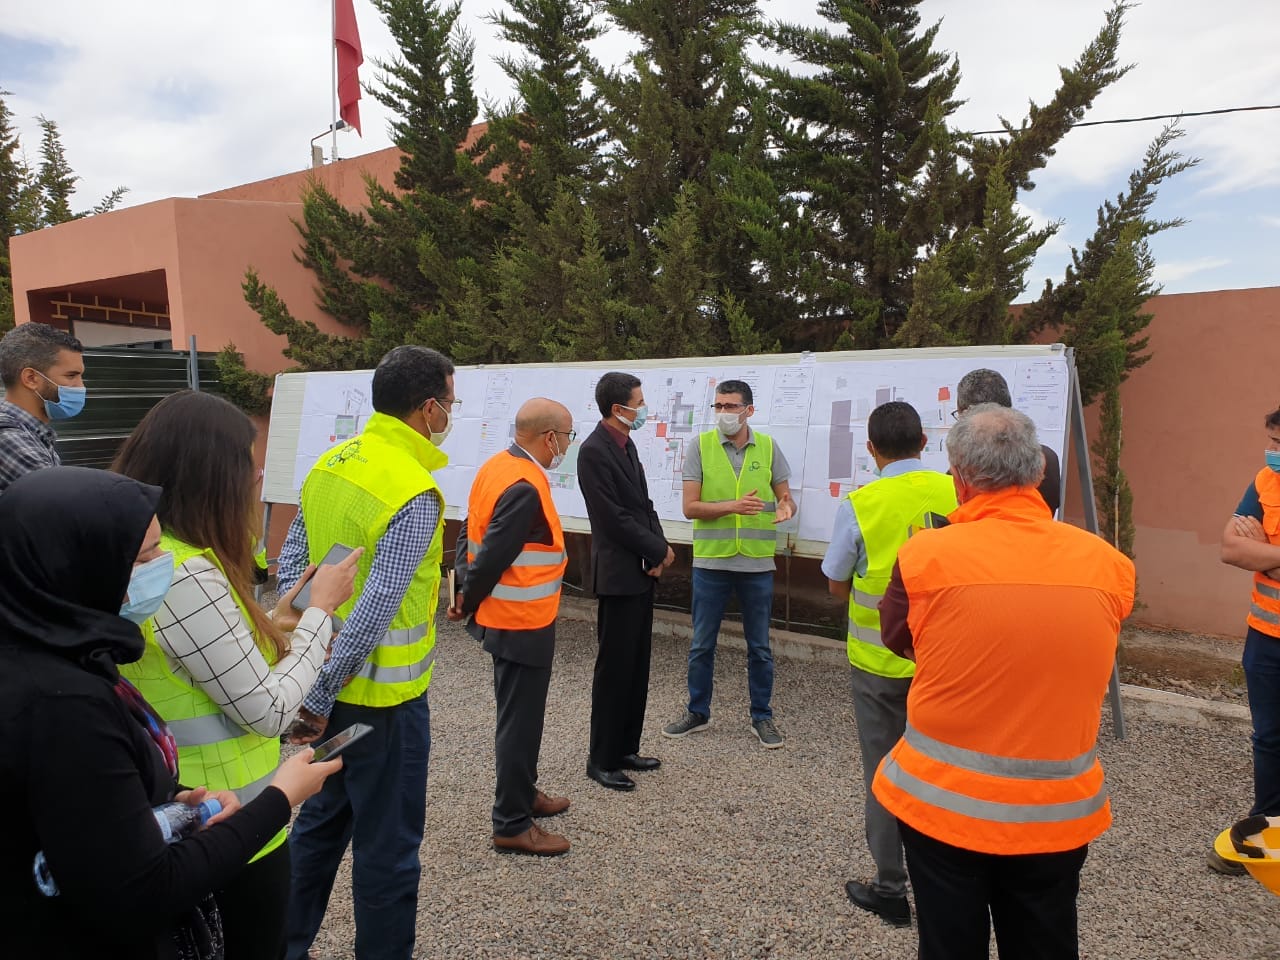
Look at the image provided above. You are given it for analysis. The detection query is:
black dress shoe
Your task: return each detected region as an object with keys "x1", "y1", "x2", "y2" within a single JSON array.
[
  {"x1": 586, "y1": 763, "x2": 635, "y2": 791},
  {"x1": 845, "y1": 880, "x2": 911, "y2": 927},
  {"x1": 620, "y1": 754, "x2": 661, "y2": 772}
]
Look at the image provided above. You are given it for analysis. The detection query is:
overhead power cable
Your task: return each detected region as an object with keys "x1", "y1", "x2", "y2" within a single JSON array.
[{"x1": 968, "y1": 102, "x2": 1280, "y2": 136}]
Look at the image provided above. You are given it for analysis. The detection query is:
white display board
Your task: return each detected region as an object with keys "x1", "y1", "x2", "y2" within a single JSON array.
[{"x1": 261, "y1": 344, "x2": 1072, "y2": 557}]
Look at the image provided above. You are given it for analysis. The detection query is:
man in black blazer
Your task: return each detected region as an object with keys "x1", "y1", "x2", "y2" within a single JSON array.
[{"x1": 578, "y1": 372, "x2": 674, "y2": 791}]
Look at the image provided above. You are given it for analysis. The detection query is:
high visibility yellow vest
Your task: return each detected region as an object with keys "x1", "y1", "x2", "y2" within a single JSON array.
[
  {"x1": 301, "y1": 411, "x2": 446, "y2": 708},
  {"x1": 466, "y1": 450, "x2": 567, "y2": 630},
  {"x1": 692, "y1": 429, "x2": 777, "y2": 560},
  {"x1": 846, "y1": 470, "x2": 957, "y2": 679},
  {"x1": 122, "y1": 534, "x2": 285, "y2": 861}
]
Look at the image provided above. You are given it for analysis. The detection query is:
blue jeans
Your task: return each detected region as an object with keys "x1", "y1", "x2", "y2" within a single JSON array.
[
  {"x1": 284, "y1": 692, "x2": 431, "y2": 960},
  {"x1": 688, "y1": 568, "x2": 775, "y2": 721},
  {"x1": 1244, "y1": 627, "x2": 1280, "y2": 816}
]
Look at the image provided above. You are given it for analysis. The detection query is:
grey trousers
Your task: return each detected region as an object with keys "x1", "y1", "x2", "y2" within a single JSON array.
[{"x1": 850, "y1": 666, "x2": 913, "y2": 897}]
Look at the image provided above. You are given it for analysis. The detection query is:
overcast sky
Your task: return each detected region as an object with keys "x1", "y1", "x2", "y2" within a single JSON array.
[{"x1": 3, "y1": 0, "x2": 1277, "y2": 297}]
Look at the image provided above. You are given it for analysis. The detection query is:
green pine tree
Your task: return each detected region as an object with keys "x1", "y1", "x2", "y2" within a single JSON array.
[{"x1": 761, "y1": 0, "x2": 961, "y2": 349}]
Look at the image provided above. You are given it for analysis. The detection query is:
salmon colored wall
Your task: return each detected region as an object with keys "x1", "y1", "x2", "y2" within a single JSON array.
[
  {"x1": 167, "y1": 198, "x2": 348, "y2": 372},
  {"x1": 10, "y1": 200, "x2": 183, "y2": 328},
  {"x1": 1055, "y1": 286, "x2": 1280, "y2": 638}
]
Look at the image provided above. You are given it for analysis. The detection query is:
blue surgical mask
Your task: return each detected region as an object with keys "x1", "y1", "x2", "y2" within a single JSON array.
[
  {"x1": 1266, "y1": 450, "x2": 1280, "y2": 474},
  {"x1": 120, "y1": 552, "x2": 175, "y2": 624},
  {"x1": 33, "y1": 371, "x2": 86, "y2": 421},
  {"x1": 618, "y1": 404, "x2": 648, "y2": 432}
]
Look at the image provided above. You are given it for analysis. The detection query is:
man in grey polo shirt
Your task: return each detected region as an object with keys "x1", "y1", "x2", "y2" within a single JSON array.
[{"x1": 663, "y1": 379, "x2": 796, "y2": 748}]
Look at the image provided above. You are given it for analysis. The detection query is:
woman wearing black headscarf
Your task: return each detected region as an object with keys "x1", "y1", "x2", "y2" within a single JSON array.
[{"x1": 0, "y1": 468, "x2": 341, "y2": 960}]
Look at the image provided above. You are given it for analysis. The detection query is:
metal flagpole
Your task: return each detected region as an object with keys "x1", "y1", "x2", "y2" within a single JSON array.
[{"x1": 331, "y1": 0, "x2": 338, "y2": 162}]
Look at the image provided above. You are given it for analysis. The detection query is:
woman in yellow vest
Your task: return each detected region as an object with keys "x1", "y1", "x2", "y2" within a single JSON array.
[{"x1": 112, "y1": 391, "x2": 359, "y2": 960}]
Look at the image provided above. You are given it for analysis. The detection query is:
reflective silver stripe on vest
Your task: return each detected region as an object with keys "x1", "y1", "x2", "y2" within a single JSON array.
[
  {"x1": 235, "y1": 770, "x2": 275, "y2": 804},
  {"x1": 491, "y1": 578, "x2": 564, "y2": 602},
  {"x1": 510, "y1": 549, "x2": 568, "y2": 567},
  {"x1": 384, "y1": 623, "x2": 429, "y2": 646},
  {"x1": 852, "y1": 588, "x2": 884, "y2": 608},
  {"x1": 468, "y1": 539, "x2": 566, "y2": 567},
  {"x1": 167, "y1": 712, "x2": 251, "y2": 748},
  {"x1": 1257, "y1": 581, "x2": 1280, "y2": 601},
  {"x1": 1251, "y1": 604, "x2": 1280, "y2": 625},
  {"x1": 356, "y1": 647, "x2": 437, "y2": 685},
  {"x1": 692, "y1": 527, "x2": 778, "y2": 541},
  {"x1": 903, "y1": 724, "x2": 1097, "y2": 781},
  {"x1": 879, "y1": 755, "x2": 1109, "y2": 824},
  {"x1": 847, "y1": 617, "x2": 886, "y2": 648}
]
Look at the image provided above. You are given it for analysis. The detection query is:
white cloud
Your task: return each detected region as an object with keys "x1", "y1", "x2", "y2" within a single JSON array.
[{"x1": 1153, "y1": 256, "x2": 1230, "y2": 287}]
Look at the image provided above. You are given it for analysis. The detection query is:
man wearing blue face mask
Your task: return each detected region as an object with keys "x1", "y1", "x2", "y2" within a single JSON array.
[
  {"x1": 1217, "y1": 405, "x2": 1280, "y2": 876},
  {"x1": 0, "y1": 322, "x2": 86, "y2": 495}
]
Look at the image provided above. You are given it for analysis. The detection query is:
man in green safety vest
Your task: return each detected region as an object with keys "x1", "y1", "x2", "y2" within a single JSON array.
[
  {"x1": 662, "y1": 379, "x2": 796, "y2": 749},
  {"x1": 822, "y1": 400, "x2": 957, "y2": 928},
  {"x1": 279, "y1": 346, "x2": 456, "y2": 960}
]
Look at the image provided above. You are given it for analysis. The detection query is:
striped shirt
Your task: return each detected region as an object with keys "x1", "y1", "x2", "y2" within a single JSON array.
[
  {"x1": 278, "y1": 492, "x2": 441, "y2": 717},
  {"x1": 0, "y1": 400, "x2": 59, "y2": 496}
]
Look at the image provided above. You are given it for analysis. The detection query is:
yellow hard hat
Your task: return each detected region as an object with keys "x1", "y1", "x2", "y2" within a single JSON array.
[{"x1": 1215, "y1": 816, "x2": 1280, "y2": 896}]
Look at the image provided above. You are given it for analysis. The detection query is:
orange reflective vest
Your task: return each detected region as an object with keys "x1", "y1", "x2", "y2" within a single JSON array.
[
  {"x1": 1248, "y1": 467, "x2": 1280, "y2": 638},
  {"x1": 872, "y1": 487, "x2": 1135, "y2": 855},
  {"x1": 466, "y1": 450, "x2": 567, "y2": 630}
]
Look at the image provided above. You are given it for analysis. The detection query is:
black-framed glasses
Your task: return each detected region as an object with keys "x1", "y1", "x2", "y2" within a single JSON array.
[
  {"x1": 551, "y1": 428, "x2": 578, "y2": 443},
  {"x1": 711, "y1": 402, "x2": 746, "y2": 412},
  {"x1": 951, "y1": 409, "x2": 961, "y2": 421}
]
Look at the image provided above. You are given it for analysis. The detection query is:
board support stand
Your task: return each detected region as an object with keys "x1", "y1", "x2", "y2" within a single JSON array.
[{"x1": 1064, "y1": 351, "x2": 1127, "y2": 740}]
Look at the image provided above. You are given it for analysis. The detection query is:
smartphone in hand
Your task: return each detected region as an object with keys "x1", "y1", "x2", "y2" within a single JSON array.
[
  {"x1": 310, "y1": 722, "x2": 373, "y2": 763},
  {"x1": 291, "y1": 543, "x2": 356, "y2": 613}
]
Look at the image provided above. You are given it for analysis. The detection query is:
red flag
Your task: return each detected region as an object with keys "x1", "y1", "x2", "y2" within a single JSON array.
[{"x1": 335, "y1": 0, "x2": 363, "y2": 136}]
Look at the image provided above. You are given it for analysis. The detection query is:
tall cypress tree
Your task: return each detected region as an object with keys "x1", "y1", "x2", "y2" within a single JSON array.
[
  {"x1": 594, "y1": 0, "x2": 779, "y2": 352},
  {"x1": 762, "y1": 0, "x2": 961, "y2": 349}
]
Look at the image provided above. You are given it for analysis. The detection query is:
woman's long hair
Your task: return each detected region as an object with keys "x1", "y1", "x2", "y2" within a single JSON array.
[{"x1": 111, "y1": 391, "x2": 288, "y2": 660}]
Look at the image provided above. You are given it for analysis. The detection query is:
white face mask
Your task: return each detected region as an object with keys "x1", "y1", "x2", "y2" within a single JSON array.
[
  {"x1": 548, "y1": 434, "x2": 566, "y2": 471},
  {"x1": 716, "y1": 411, "x2": 743, "y2": 436},
  {"x1": 427, "y1": 400, "x2": 452, "y2": 446}
]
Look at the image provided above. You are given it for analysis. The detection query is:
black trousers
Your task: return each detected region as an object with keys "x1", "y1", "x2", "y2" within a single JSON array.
[
  {"x1": 589, "y1": 587, "x2": 654, "y2": 769},
  {"x1": 899, "y1": 820, "x2": 1089, "y2": 960},
  {"x1": 492, "y1": 654, "x2": 553, "y2": 837},
  {"x1": 215, "y1": 837, "x2": 291, "y2": 960}
]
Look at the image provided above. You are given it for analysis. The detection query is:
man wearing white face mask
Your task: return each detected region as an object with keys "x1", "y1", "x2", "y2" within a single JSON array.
[
  {"x1": 277, "y1": 345, "x2": 456, "y2": 960},
  {"x1": 665, "y1": 379, "x2": 796, "y2": 748},
  {"x1": 579, "y1": 372, "x2": 674, "y2": 791},
  {"x1": 449, "y1": 398, "x2": 574, "y2": 855},
  {"x1": 0, "y1": 322, "x2": 86, "y2": 495}
]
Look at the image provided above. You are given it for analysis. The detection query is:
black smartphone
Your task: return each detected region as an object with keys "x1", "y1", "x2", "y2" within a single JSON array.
[
  {"x1": 291, "y1": 543, "x2": 356, "y2": 612},
  {"x1": 310, "y1": 722, "x2": 373, "y2": 763}
]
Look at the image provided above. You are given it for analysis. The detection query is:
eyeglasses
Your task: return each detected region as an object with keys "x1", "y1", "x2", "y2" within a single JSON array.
[
  {"x1": 710, "y1": 402, "x2": 746, "y2": 412},
  {"x1": 951, "y1": 409, "x2": 963, "y2": 421},
  {"x1": 551, "y1": 429, "x2": 578, "y2": 443},
  {"x1": 440, "y1": 397, "x2": 462, "y2": 409}
]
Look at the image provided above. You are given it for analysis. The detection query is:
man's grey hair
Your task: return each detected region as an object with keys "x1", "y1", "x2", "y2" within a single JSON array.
[
  {"x1": 956, "y1": 368, "x2": 1012, "y2": 412},
  {"x1": 946, "y1": 404, "x2": 1045, "y2": 492},
  {"x1": 0, "y1": 323, "x2": 83, "y2": 388}
]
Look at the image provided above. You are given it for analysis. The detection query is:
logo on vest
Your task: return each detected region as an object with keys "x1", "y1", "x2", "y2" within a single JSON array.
[
  {"x1": 751, "y1": 460, "x2": 761, "y2": 471},
  {"x1": 327, "y1": 440, "x2": 368, "y2": 468}
]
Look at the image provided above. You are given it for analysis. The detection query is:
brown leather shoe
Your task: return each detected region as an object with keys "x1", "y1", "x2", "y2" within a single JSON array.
[
  {"x1": 493, "y1": 823, "x2": 570, "y2": 857},
  {"x1": 533, "y1": 789, "x2": 571, "y2": 817}
]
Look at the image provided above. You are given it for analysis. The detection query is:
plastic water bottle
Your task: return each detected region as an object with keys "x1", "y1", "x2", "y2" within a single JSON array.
[{"x1": 32, "y1": 798, "x2": 221, "y2": 897}]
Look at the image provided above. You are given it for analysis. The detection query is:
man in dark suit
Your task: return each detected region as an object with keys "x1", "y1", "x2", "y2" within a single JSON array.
[
  {"x1": 450, "y1": 398, "x2": 574, "y2": 855},
  {"x1": 578, "y1": 372, "x2": 674, "y2": 791}
]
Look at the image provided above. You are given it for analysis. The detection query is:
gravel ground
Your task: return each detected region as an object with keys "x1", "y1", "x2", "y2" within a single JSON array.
[{"x1": 302, "y1": 616, "x2": 1278, "y2": 960}]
